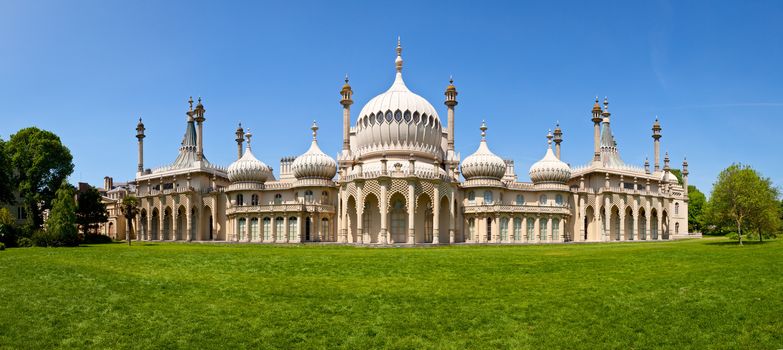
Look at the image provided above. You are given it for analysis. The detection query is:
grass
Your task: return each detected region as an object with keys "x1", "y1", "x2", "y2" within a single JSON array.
[{"x1": 0, "y1": 238, "x2": 781, "y2": 349}]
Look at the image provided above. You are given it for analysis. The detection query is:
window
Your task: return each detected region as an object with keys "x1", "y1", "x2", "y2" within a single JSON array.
[
  {"x1": 304, "y1": 190, "x2": 314, "y2": 203},
  {"x1": 413, "y1": 111, "x2": 420, "y2": 123},
  {"x1": 385, "y1": 110, "x2": 393, "y2": 122},
  {"x1": 404, "y1": 110, "x2": 411, "y2": 123},
  {"x1": 467, "y1": 191, "x2": 475, "y2": 204},
  {"x1": 555, "y1": 194, "x2": 563, "y2": 206},
  {"x1": 675, "y1": 222, "x2": 680, "y2": 235},
  {"x1": 263, "y1": 217, "x2": 271, "y2": 241},
  {"x1": 513, "y1": 218, "x2": 522, "y2": 241},
  {"x1": 237, "y1": 218, "x2": 246, "y2": 241},
  {"x1": 391, "y1": 200, "x2": 406, "y2": 242},
  {"x1": 321, "y1": 191, "x2": 329, "y2": 203},
  {"x1": 251, "y1": 194, "x2": 259, "y2": 206},
  {"x1": 275, "y1": 217, "x2": 284, "y2": 239},
  {"x1": 250, "y1": 218, "x2": 259, "y2": 241},
  {"x1": 527, "y1": 218, "x2": 535, "y2": 240},
  {"x1": 321, "y1": 218, "x2": 330, "y2": 241},
  {"x1": 468, "y1": 218, "x2": 475, "y2": 240},
  {"x1": 484, "y1": 191, "x2": 493, "y2": 204},
  {"x1": 539, "y1": 195, "x2": 547, "y2": 205},
  {"x1": 368, "y1": 113, "x2": 375, "y2": 125},
  {"x1": 394, "y1": 110, "x2": 402, "y2": 122},
  {"x1": 486, "y1": 218, "x2": 492, "y2": 241},
  {"x1": 274, "y1": 193, "x2": 282, "y2": 205},
  {"x1": 376, "y1": 112, "x2": 383, "y2": 124},
  {"x1": 539, "y1": 219, "x2": 547, "y2": 241},
  {"x1": 288, "y1": 217, "x2": 298, "y2": 241},
  {"x1": 675, "y1": 203, "x2": 680, "y2": 215},
  {"x1": 552, "y1": 218, "x2": 560, "y2": 241},
  {"x1": 516, "y1": 194, "x2": 524, "y2": 205},
  {"x1": 500, "y1": 217, "x2": 509, "y2": 241},
  {"x1": 236, "y1": 194, "x2": 244, "y2": 206}
]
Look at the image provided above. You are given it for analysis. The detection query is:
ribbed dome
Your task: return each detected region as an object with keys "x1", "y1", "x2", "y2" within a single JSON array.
[
  {"x1": 353, "y1": 41, "x2": 443, "y2": 158},
  {"x1": 292, "y1": 123, "x2": 337, "y2": 180},
  {"x1": 461, "y1": 122, "x2": 506, "y2": 180},
  {"x1": 227, "y1": 143, "x2": 271, "y2": 183},
  {"x1": 529, "y1": 144, "x2": 571, "y2": 184}
]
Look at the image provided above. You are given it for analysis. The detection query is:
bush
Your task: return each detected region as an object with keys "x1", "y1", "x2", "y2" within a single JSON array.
[
  {"x1": 16, "y1": 237, "x2": 33, "y2": 247},
  {"x1": 32, "y1": 229, "x2": 79, "y2": 247},
  {"x1": 0, "y1": 223, "x2": 19, "y2": 247},
  {"x1": 82, "y1": 233, "x2": 113, "y2": 244},
  {"x1": 0, "y1": 242, "x2": 5, "y2": 250}
]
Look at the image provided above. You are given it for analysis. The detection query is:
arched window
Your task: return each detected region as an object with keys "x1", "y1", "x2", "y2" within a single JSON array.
[
  {"x1": 539, "y1": 195, "x2": 547, "y2": 205},
  {"x1": 539, "y1": 219, "x2": 548, "y2": 241},
  {"x1": 237, "y1": 218, "x2": 246, "y2": 241},
  {"x1": 251, "y1": 194, "x2": 259, "y2": 206},
  {"x1": 275, "y1": 217, "x2": 284, "y2": 239},
  {"x1": 467, "y1": 191, "x2": 475, "y2": 204},
  {"x1": 403, "y1": 110, "x2": 411, "y2": 123},
  {"x1": 555, "y1": 194, "x2": 563, "y2": 206},
  {"x1": 304, "y1": 190, "x2": 314, "y2": 203},
  {"x1": 484, "y1": 191, "x2": 493, "y2": 204},
  {"x1": 413, "y1": 111, "x2": 420, "y2": 123},
  {"x1": 513, "y1": 218, "x2": 522, "y2": 241},
  {"x1": 288, "y1": 217, "x2": 298, "y2": 241},
  {"x1": 486, "y1": 218, "x2": 492, "y2": 241},
  {"x1": 321, "y1": 218, "x2": 330, "y2": 241},
  {"x1": 552, "y1": 218, "x2": 560, "y2": 241},
  {"x1": 274, "y1": 193, "x2": 282, "y2": 205},
  {"x1": 526, "y1": 218, "x2": 535, "y2": 240},
  {"x1": 368, "y1": 113, "x2": 375, "y2": 125},
  {"x1": 515, "y1": 194, "x2": 524, "y2": 205},
  {"x1": 675, "y1": 222, "x2": 680, "y2": 234},
  {"x1": 675, "y1": 203, "x2": 680, "y2": 215},
  {"x1": 385, "y1": 110, "x2": 393, "y2": 122},
  {"x1": 250, "y1": 218, "x2": 259, "y2": 241},
  {"x1": 236, "y1": 194, "x2": 244, "y2": 206},
  {"x1": 468, "y1": 218, "x2": 475, "y2": 241},
  {"x1": 394, "y1": 110, "x2": 402, "y2": 122},
  {"x1": 500, "y1": 217, "x2": 509, "y2": 241},
  {"x1": 321, "y1": 191, "x2": 329, "y2": 203},
  {"x1": 376, "y1": 112, "x2": 383, "y2": 124},
  {"x1": 263, "y1": 217, "x2": 271, "y2": 241},
  {"x1": 391, "y1": 200, "x2": 406, "y2": 242}
]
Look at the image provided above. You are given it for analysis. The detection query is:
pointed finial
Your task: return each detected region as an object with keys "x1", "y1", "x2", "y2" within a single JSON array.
[
  {"x1": 603, "y1": 96, "x2": 609, "y2": 111},
  {"x1": 245, "y1": 128, "x2": 252, "y2": 149},
  {"x1": 395, "y1": 36, "x2": 403, "y2": 73},
  {"x1": 344, "y1": 74, "x2": 349, "y2": 84},
  {"x1": 546, "y1": 129, "x2": 553, "y2": 147},
  {"x1": 449, "y1": 75, "x2": 454, "y2": 84},
  {"x1": 188, "y1": 96, "x2": 194, "y2": 110},
  {"x1": 311, "y1": 120, "x2": 319, "y2": 140},
  {"x1": 480, "y1": 120, "x2": 487, "y2": 140}
]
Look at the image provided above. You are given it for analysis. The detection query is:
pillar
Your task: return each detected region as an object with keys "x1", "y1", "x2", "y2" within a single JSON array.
[
  {"x1": 445, "y1": 78, "x2": 458, "y2": 151},
  {"x1": 356, "y1": 184, "x2": 364, "y2": 244},
  {"x1": 407, "y1": 181, "x2": 415, "y2": 244},
  {"x1": 449, "y1": 191, "x2": 456, "y2": 243},
  {"x1": 653, "y1": 118, "x2": 662, "y2": 171},
  {"x1": 380, "y1": 181, "x2": 388, "y2": 244},
  {"x1": 283, "y1": 216, "x2": 289, "y2": 243},
  {"x1": 592, "y1": 97, "x2": 602, "y2": 161},
  {"x1": 340, "y1": 77, "x2": 353, "y2": 151},
  {"x1": 432, "y1": 186, "x2": 440, "y2": 244},
  {"x1": 136, "y1": 118, "x2": 145, "y2": 175}
]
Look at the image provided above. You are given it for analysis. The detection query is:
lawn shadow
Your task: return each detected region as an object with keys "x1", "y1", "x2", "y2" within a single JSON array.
[{"x1": 704, "y1": 240, "x2": 774, "y2": 246}]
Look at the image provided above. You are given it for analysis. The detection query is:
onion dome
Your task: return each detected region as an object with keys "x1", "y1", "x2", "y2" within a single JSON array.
[
  {"x1": 461, "y1": 121, "x2": 506, "y2": 180},
  {"x1": 292, "y1": 121, "x2": 337, "y2": 180},
  {"x1": 227, "y1": 130, "x2": 272, "y2": 183},
  {"x1": 529, "y1": 130, "x2": 572, "y2": 184},
  {"x1": 353, "y1": 38, "x2": 443, "y2": 157}
]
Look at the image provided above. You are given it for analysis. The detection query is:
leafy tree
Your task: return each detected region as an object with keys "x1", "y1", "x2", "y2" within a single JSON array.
[
  {"x1": 120, "y1": 196, "x2": 139, "y2": 246},
  {"x1": 706, "y1": 164, "x2": 778, "y2": 245},
  {"x1": 0, "y1": 208, "x2": 17, "y2": 247},
  {"x1": 76, "y1": 187, "x2": 108, "y2": 235},
  {"x1": 42, "y1": 181, "x2": 79, "y2": 247},
  {"x1": 687, "y1": 185, "x2": 707, "y2": 233},
  {"x1": 745, "y1": 179, "x2": 780, "y2": 242},
  {"x1": 669, "y1": 168, "x2": 684, "y2": 185},
  {"x1": 6, "y1": 128, "x2": 74, "y2": 228},
  {"x1": 0, "y1": 139, "x2": 14, "y2": 204}
]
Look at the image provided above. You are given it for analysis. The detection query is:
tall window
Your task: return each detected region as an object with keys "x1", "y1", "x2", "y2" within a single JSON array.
[
  {"x1": 236, "y1": 194, "x2": 244, "y2": 206},
  {"x1": 555, "y1": 194, "x2": 563, "y2": 206},
  {"x1": 391, "y1": 200, "x2": 406, "y2": 243},
  {"x1": 468, "y1": 218, "x2": 475, "y2": 241},
  {"x1": 526, "y1": 218, "x2": 535, "y2": 240},
  {"x1": 250, "y1": 218, "x2": 259, "y2": 241},
  {"x1": 484, "y1": 191, "x2": 494, "y2": 205},
  {"x1": 539, "y1": 219, "x2": 548, "y2": 241},
  {"x1": 321, "y1": 218, "x2": 330, "y2": 241},
  {"x1": 305, "y1": 190, "x2": 314, "y2": 203},
  {"x1": 539, "y1": 195, "x2": 547, "y2": 205},
  {"x1": 651, "y1": 216, "x2": 659, "y2": 239},
  {"x1": 237, "y1": 218, "x2": 246, "y2": 240},
  {"x1": 275, "y1": 217, "x2": 284, "y2": 239},
  {"x1": 552, "y1": 218, "x2": 560, "y2": 241},
  {"x1": 516, "y1": 194, "x2": 524, "y2": 205},
  {"x1": 263, "y1": 217, "x2": 271, "y2": 241},
  {"x1": 675, "y1": 203, "x2": 680, "y2": 215},
  {"x1": 675, "y1": 222, "x2": 680, "y2": 235},
  {"x1": 274, "y1": 194, "x2": 282, "y2": 205},
  {"x1": 500, "y1": 217, "x2": 509, "y2": 241},
  {"x1": 321, "y1": 191, "x2": 329, "y2": 204},
  {"x1": 486, "y1": 218, "x2": 493, "y2": 241},
  {"x1": 251, "y1": 194, "x2": 259, "y2": 206},
  {"x1": 288, "y1": 217, "x2": 298, "y2": 241},
  {"x1": 467, "y1": 191, "x2": 475, "y2": 204},
  {"x1": 513, "y1": 218, "x2": 522, "y2": 241}
]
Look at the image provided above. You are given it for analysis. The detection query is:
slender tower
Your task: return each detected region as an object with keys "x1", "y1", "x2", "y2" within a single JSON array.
[
  {"x1": 682, "y1": 157, "x2": 689, "y2": 190},
  {"x1": 136, "y1": 117, "x2": 145, "y2": 174},
  {"x1": 235, "y1": 123, "x2": 244, "y2": 160},
  {"x1": 193, "y1": 97, "x2": 206, "y2": 162},
  {"x1": 553, "y1": 122, "x2": 563, "y2": 159},
  {"x1": 652, "y1": 117, "x2": 662, "y2": 171},
  {"x1": 445, "y1": 76, "x2": 458, "y2": 151},
  {"x1": 591, "y1": 97, "x2": 602, "y2": 161},
  {"x1": 644, "y1": 157, "x2": 650, "y2": 174},
  {"x1": 340, "y1": 75, "x2": 353, "y2": 152}
]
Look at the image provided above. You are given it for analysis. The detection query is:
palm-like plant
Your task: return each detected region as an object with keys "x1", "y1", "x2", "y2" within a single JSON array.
[{"x1": 120, "y1": 196, "x2": 139, "y2": 246}]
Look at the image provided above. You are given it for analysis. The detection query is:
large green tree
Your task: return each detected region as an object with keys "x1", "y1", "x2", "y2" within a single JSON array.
[
  {"x1": 76, "y1": 187, "x2": 108, "y2": 235},
  {"x1": 42, "y1": 181, "x2": 79, "y2": 247},
  {"x1": 120, "y1": 196, "x2": 139, "y2": 246},
  {"x1": 706, "y1": 164, "x2": 779, "y2": 245},
  {"x1": 687, "y1": 185, "x2": 707, "y2": 233},
  {"x1": 0, "y1": 138, "x2": 14, "y2": 204},
  {"x1": 6, "y1": 127, "x2": 74, "y2": 228}
]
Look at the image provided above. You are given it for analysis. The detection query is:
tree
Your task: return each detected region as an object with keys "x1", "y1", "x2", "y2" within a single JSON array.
[
  {"x1": 76, "y1": 187, "x2": 108, "y2": 235},
  {"x1": 42, "y1": 181, "x2": 79, "y2": 247},
  {"x1": 6, "y1": 128, "x2": 74, "y2": 228},
  {"x1": 0, "y1": 139, "x2": 14, "y2": 204},
  {"x1": 687, "y1": 185, "x2": 707, "y2": 233},
  {"x1": 669, "y1": 168, "x2": 684, "y2": 185},
  {"x1": 745, "y1": 178, "x2": 780, "y2": 242},
  {"x1": 706, "y1": 164, "x2": 779, "y2": 245},
  {"x1": 120, "y1": 196, "x2": 139, "y2": 246}
]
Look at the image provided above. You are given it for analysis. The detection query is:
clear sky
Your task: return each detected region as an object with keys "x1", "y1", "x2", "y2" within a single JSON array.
[{"x1": 1, "y1": 0, "x2": 781, "y2": 195}]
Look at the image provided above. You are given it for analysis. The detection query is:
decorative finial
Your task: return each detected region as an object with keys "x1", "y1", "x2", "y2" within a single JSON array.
[
  {"x1": 547, "y1": 129, "x2": 553, "y2": 146},
  {"x1": 395, "y1": 36, "x2": 403, "y2": 73},
  {"x1": 188, "y1": 96, "x2": 194, "y2": 110},
  {"x1": 311, "y1": 120, "x2": 319, "y2": 140},
  {"x1": 245, "y1": 128, "x2": 252, "y2": 149},
  {"x1": 480, "y1": 120, "x2": 487, "y2": 140},
  {"x1": 449, "y1": 75, "x2": 454, "y2": 84},
  {"x1": 603, "y1": 96, "x2": 609, "y2": 112},
  {"x1": 344, "y1": 74, "x2": 349, "y2": 84}
]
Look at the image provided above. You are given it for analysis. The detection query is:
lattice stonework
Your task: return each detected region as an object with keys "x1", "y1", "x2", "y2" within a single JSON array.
[
  {"x1": 345, "y1": 182, "x2": 357, "y2": 200},
  {"x1": 387, "y1": 179, "x2": 410, "y2": 211},
  {"x1": 417, "y1": 181, "x2": 434, "y2": 203},
  {"x1": 361, "y1": 180, "x2": 381, "y2": 203}
]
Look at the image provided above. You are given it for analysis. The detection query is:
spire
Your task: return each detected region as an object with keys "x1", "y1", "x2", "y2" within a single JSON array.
[
  {"x1": 480, "y1": 120, "x2": 487, "y2": 141},
  {"x1": 188, "y1": 96, "x2": 194, "y2": 111},
  {"x1": 682, "y1": 157, "x2": 689, "y2": 176},
  {"x1": 546, "y1": 129, "x2": 553, "y2": 147},
  {"x1": 395, "y1": 36, "x2": 403, "y2": 73},
  {"x1": 311, "y1": 120, "x2": 319, "y2": 141},
  {"x1": 235, "y1": 122, "x2": 244, "y2": 160},
  {"x1": 663, "y1": 151, "x2": 670, "y2": 171},
  {"x1": 245, "y1": 128, "x2": 253, "y2": 151},
  {"x1": 644, "y1": 157, "x2": 650, "y2": 174}
]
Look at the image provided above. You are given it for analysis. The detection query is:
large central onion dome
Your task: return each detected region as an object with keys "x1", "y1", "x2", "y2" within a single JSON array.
[
  {"x1": 461, "y1": 121, "x2": 506, "y2": 181},
  {"x1": 227, "y1": 131, "x2": 272, "y2": 183},
  {"x1": 353, "y1": 39, "x2": 443, "y2": 158},
  {"x1": 292, "y1": 122, "x2": 337, "y2": 180},
  {"x1": 529, "y1": 131, "x2": 571, "y2": 184}
]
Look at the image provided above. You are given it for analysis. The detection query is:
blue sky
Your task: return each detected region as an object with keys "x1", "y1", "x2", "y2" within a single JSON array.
[{"x1": 1, "y1": 0, "x2": 781, "y2": 195}]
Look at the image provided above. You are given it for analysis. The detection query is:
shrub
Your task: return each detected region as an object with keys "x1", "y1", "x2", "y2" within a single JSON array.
[
  {"x1": 0, "y1": 223, "x2": 19, "y2": 247},
  {"x1": 0, "y1": 242, "x2": 5, "y2": 251},
  {"x1": 82, "y1": 233, "x2": 113, "y2": 244},
  {"x1": 16, "y1": 237, "x2": 33, "y2": 247}
]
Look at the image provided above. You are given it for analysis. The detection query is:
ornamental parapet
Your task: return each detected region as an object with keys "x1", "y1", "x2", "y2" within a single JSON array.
[
  {"x1": 340, "y1": 170, "x2": 450, "y2": 183},
  {"x1": 291, "y1": 178, "x2": 338, "y2": 188},
  {"x1": 226, "y1": 203, "x2": 336, "y2": 216},
  {"x1": 462, "y1": 204, "x2": 571, "y2": 216}
]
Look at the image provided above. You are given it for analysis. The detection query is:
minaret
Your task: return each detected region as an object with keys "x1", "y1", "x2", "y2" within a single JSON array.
[
  {"x1": 652, "y1": 117, "x2": 662, "y2": 171},
  {"x1": 553, "y1": 122, "x2": 563, "y2": 159},
  {"x1": 235, "y1": 123, "x2": 244, "y2": 160},
  {"x1": 682, "y1": 157, "x2": 689, "y2": 190},
  {"x1": 591, "y1": 97, "x2": 602, "y2": 161},
  {"x1": 192, "y1": 97, "x2": 206, "y2": 162},
  {"x1": 136, "y1": 117, "x2": 145, "y2": 174},
  {"x1": 644, "y1": 157, "x2": 650, "y2": 174},
  {"x1": 445, "y1": 76, "x2": 458, "y2": 151},
  {"x1": 340, "y1": 75, "x2": 353, "y2": 152},
  {"x1": 663, "y1": 152, "x2": 670, "y2": 171}
]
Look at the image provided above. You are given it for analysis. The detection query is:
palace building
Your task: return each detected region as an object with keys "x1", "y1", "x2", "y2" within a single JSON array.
[{"x1": 112, "y1": 40, "x2": 691, "y2": 244}]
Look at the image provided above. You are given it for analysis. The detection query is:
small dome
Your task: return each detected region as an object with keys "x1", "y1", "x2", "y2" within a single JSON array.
[
  {"x1": 292, "y1": 122, "x2": 337, "y2": 180},
  {"x1": 461, "y1": 122, "x2": 506, "y2": 181},
  {"x1": 661, "y1": 171, "x2": 679, "y2": 184},
  {"x1": 529, "y1": 139, "x2": 571, "y2": 184},
  {"x1": 227, "y1": 133, "x2": 271, "y2": 183}
]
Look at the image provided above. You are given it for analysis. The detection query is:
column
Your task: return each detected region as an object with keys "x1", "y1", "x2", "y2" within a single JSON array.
[
  {"x1": 211, "y1": 202, "x2": 217, "y2": 241},
  {"x1": 449, "y1": 191, "x2": 456, "y2": 243},
  {"x1": 380, "y1": 181, "x2": 388, "y2": 244},
  {"x1": 172, "y1": 209, "x2": 178, "y2": 241},
  {"x1": 619, "y1": 215, "x2": 625, "y2": 241},
  {"x1": 356, "y1": 184, "x2": 364, "y2": 244},
  {"x1": 245, "y1": 216, "x2": 251, "y2": 242},
  {"x1": 339, "y1": 189, "x2": 347, "y2": 243},
  {"x1": 186, "y1": 204, "x2": 193, "y2": 242},
  {"x1": 657, "y1": 215, "x2": 663, "y2": 241},
  {"x1": 273, "y1": 215, "x2": 280, "y2": 243},
  {"x1": 297, "y1": 214, "x2": 303, "y2": 243},
  {"x1": 534, "y1": 217, "x2": 540, "y2": 243},
  {"x1": 407, "y1": 181, "x2": 415, "y2": 244},
  {"x1": 283, "y1": 216, "x2": 289, "y2": 243},
  {"x1": 645, "y1": 212, "x2": 652, "y2": 241},
  {"x1": 558, "y1": 217, "x2": 565, "y2": 242},
  {"x1": 547, "y1": 217, "x2": 553, "y2": 243},
  {"x1": 492, "y1": 214, "x2": 500, "y2": 242},
  {"x1": 432, "y1": 186, "x2": 440, "y2": 244}
]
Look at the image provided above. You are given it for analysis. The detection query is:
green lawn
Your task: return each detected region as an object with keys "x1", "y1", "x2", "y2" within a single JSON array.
[{"x1": 0, "y1": 238, "x2": 780, "y2": 349}]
